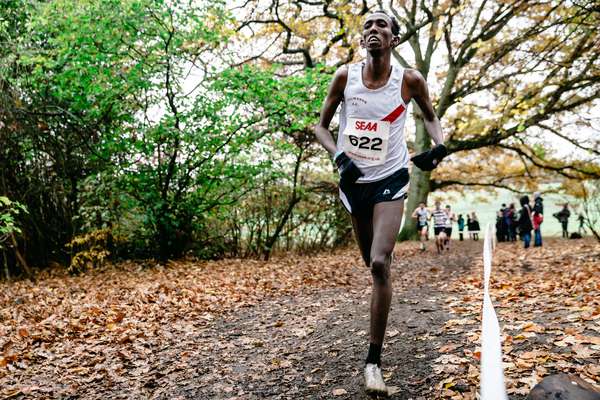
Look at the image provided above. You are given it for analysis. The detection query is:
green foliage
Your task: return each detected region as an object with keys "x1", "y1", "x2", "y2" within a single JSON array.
[
  {"x1": 1, "y1": 0, "x2": 345, "y2": 269},
  {"x1": 0, "y1": 197, "x2": 28, "y2": 250}
]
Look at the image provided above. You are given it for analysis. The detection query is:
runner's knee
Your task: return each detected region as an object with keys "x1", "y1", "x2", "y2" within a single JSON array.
[{"x1": 370, "y1": 254, "x2": 390, "y2": 282}]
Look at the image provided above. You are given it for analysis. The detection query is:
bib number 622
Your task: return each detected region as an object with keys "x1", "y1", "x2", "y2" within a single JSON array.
[{"x1": 348, "y1": 135, "x2": 383, "y2": 151}]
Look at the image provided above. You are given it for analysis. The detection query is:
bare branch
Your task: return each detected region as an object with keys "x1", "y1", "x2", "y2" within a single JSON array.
[{"x1": 536, "y1": 123, "x2": 600, "y2": 156}]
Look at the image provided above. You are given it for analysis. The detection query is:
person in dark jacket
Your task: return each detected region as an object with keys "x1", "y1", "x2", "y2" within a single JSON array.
[
  {"x1": 533, "y1": 192, "x2": 544, "y2": 214},
  {"x1": 553, "y1": 204, "x2": 571, "y2": 238},
  {"x1": 469, "y1": 212, "x2": 480, "y2": 241},
  {"x1": 578, "y1": 213, "x2": 586, "y2": 235},
  {"x1": 518, "y1": 195, "x2": 533, "y2": 248},
  {"x1": 495, "y1": 210, "x2": 503, "y2": 242},
  {"x1": 508, "y1": 203, "x2": 517, "y2": 241},
  {"x1": 497, "y1": 204, "x2": 506, "y2": 241}
]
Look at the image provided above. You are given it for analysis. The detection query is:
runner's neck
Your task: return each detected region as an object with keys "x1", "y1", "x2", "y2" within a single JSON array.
[{"x1": 363, "y1": 55, "x2": 392, "y2": 89}]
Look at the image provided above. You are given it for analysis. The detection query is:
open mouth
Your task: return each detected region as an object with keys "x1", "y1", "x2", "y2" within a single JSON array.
[{"x1": 368, "y1": 36, "x2": 380, "y2": 44}]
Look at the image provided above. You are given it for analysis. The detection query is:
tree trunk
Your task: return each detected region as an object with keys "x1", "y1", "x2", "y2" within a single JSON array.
[
  {"x1": 157, "y1": 212, "x2": 172, "y2": 261},
  {"x1": 262, "y1": 149, "x2": 304, "y2": 261},
  {"x1": 2, "y1": 251, "x2": 9, "y2": 281},
  {"x1": 10, "y1": 233, "x2": 33, "y2": 278},
  {"x1": 399, "y1": 118, "x2": 432, "y2": 240},
  {"x1": 262, "y1": 196, "x2": 300, "y2": 261}
]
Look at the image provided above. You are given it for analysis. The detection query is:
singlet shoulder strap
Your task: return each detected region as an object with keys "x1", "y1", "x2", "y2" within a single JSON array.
[
  {"x1": 394, "y1": 65, "x2": 405, "y2": 96},
  {"x1": 342, "y1": 63, "x2": 360, "y2": 99},
  {"x1": 347, "y1": 63, "x2": 362, "y2": 83}
]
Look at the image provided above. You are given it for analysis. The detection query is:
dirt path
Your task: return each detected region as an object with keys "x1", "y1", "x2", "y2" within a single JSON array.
[{"x1": 160, "y1": 241, "x2": 484, "y2": 400}]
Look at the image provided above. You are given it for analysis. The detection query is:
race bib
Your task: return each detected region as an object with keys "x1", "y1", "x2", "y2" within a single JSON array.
[{"x1": 342, "y1": 117, "x2": 390, "y2": 166}]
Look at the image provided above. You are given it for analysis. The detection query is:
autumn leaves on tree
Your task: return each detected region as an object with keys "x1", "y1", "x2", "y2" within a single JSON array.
[{"x1": 236, "y1": 0, "x2": 600, "y2": 239}]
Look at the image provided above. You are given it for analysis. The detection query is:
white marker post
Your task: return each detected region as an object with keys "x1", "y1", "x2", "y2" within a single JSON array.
[{"x1": 480, "y1": 224, "x2": 508, "y2": 400}]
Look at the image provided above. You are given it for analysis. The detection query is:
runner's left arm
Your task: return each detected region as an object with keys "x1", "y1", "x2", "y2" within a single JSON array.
[
  {"x1": 404, "y1": 69, "x2": 447, "y2": 171},
  {"x1": 405, "y1": 69, "x2": 444, "y2": 146}
]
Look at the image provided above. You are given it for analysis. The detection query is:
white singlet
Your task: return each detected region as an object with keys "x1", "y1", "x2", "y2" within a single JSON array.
[
  {"x1": 337, "y1": 62, "x2": 410, "y2": 183},
  {"x1": 416, "y1": 208, "x2": 429, "y2": 225}
]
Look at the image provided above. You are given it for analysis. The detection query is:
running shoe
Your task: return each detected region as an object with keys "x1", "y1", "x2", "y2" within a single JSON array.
[{"x1": 364, "y1": 363, "x2": 387, "y2": 395}]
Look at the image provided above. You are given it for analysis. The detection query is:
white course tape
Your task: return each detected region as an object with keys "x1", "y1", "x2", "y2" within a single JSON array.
[{"x1": 480, "y1": 223, "x2": 508, "y2": 400}]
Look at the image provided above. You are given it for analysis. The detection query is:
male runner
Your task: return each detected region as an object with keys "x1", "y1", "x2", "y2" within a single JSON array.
[
  {"x1": 443, "y1": 204, "x2": 455, "y2": 251},
  {"x1": 314, "y1": 10, "x2": 446, "y2": 395},
  {"x1": 431, "y1": 201, "x2": 447, "y2": 254},
  {"x1": 411, "y1": 202, "x2": 430, "y2": 251}
]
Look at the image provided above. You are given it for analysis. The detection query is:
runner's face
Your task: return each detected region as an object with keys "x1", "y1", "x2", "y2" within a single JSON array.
[{"x1": 361, "y1": 14, "x2": 397, "y2": 51}]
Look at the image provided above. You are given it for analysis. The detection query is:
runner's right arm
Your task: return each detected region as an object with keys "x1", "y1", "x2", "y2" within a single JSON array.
[
  {"x1": 314, "y1": 66, "x2": 348, "y2": 157},
  {"x1": 314, "y1": 67, "x2": 363, "y2": 184}
]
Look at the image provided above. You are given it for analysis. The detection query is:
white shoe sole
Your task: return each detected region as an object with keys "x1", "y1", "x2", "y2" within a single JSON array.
[{"x1": 364, "y1": 364, "x2": 388, "y2": 396}]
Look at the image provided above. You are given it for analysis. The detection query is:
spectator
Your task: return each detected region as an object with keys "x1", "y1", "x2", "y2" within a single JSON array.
[
  {"x1": 467, "y1": 214, "x2": 474, "y2": 240},
  {"x1": 533, "y1": 192, "x2": 544, "y2": 247},
  {"x1": 518, "y1": 195, "x2": 533, "y2": 248},
  {"x1": 496, "y1": 203, "x2": 507, "y2": 242},
  {"x1": 495, "y1": 210, "x2": 503, "y2": 242},
  {"x1": 469, "y1": 212, "x2": 480, "y2": 241},
  {"x1": 533, "y1": 192, "x2": 544, "y2": 214},
  {"x1": 578, "y1": 213, "x2": 586, "y2": 235},
  {"x1": 503, "y1": 203, "x2": 514, "y2": 242},
  {"x1": 457, "y1": 214, "x2": 465, "y2": 241},
  {"x1": 553, "y1": 204, "x2": 571, "y2": 238},
  {"x1": 508, "y1": 203, "x2": 517, "y2": 241}
]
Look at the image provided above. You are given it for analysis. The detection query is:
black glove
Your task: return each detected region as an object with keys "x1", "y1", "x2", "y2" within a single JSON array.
[
  {"x1": 334, "y1": 151, "x2": 363, "y2": 184},
  {"x1": 411, "y1": 144, "x2": 448, "y2": 171}
]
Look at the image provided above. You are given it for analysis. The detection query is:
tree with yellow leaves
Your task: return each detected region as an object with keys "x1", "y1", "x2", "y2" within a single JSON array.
[{"x1": 233, "y1": 0, "x2": 600, "y2": 239}]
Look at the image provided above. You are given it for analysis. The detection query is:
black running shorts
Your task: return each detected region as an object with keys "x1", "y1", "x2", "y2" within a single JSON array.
[
  {"x1": 339, "y1": 168, "x2": 409, "y2": 217},
  {"x1": 434, "y1": 226, "x2": 445, "y2": 236},
  {"x1": 444, "y1": 227, "x2": 452, "y2": 237}
]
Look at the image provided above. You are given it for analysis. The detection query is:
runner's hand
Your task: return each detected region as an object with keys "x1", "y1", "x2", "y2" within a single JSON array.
[
  {"x1": 334, "y1": 151, "x2": 363, "y2": 184},
  {"x1": 411, "y1": 144, "x2": 448, "y2": 171}
]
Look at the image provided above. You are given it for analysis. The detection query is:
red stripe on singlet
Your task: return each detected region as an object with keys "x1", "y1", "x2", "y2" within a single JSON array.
[{"x1": 381, "y1": 104, "x2": 406, "y2": 123}]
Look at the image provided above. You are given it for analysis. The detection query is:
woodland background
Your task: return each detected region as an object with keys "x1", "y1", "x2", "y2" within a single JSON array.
[{"x1": 1, "y1": 0, "x2": 600, "y2": 277}]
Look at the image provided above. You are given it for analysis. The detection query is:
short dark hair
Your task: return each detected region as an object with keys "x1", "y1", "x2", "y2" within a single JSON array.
[{"x1": 371, "y1": 10, "x2": 400, "y2": 36}]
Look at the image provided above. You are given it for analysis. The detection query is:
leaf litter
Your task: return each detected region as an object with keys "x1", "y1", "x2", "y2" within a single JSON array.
[{"x1": 0, "y1": 239, "x2": 598, "y2": 399}]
